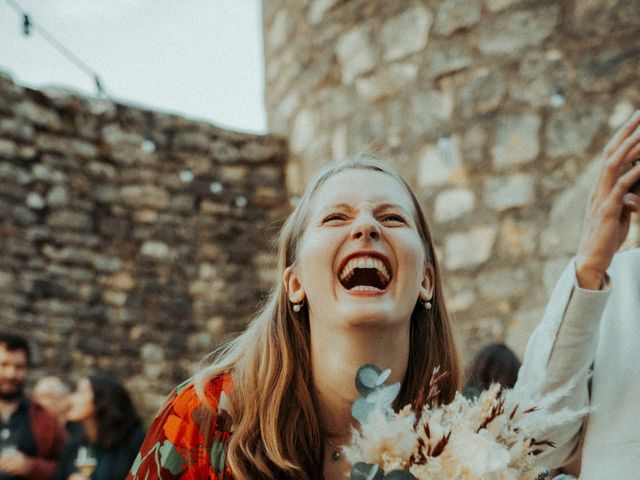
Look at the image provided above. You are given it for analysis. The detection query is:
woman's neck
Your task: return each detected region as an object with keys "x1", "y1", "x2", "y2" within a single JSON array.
[{"x1": 310, "y1": 321, "x2": 410, "y2": 439}]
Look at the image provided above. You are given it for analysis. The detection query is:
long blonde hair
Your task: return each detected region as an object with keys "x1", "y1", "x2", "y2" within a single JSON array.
[{"x1": 196, "y1": 157, "x2": 461, "y2": 479}]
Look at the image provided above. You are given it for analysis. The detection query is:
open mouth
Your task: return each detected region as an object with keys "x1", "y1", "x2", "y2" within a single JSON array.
[{"x1": 338, "y1": 255, "x2": 392, "y2": 291}]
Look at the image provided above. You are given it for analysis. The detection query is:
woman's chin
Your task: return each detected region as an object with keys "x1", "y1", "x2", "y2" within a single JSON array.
[{"x1": 338, "y1": 307, "x2": 408, "y2": 330}]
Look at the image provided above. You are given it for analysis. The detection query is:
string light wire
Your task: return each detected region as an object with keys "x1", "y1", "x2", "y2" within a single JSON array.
[{"x1": 3, "y1": 0, "x2": 108, "y2": 96}]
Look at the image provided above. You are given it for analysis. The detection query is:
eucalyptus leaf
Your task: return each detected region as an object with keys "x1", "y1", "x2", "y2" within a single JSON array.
[
  {"x1": 356, "y1": 364, "x2": 383, "y2": 396},
  {"x1": 351, "y1": 462, "x2": 384, "y2": 480},
  {"x1": 375, "y1": 368, "x2": 392, "y2": 386},
  {"x1": 366, "y1": 382, "x2": 401, "y2": 406},
  {"x1": 383, "y1": 471, "x2": 416, "y2": 480},
  {"x1": 352, "y1": 397, "x2": 376, "y2": 424}
]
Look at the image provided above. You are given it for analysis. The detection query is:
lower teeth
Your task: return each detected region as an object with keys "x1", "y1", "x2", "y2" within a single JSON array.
[{"x1": 350, "y1": 285, "x2": 382, "y2": 292}]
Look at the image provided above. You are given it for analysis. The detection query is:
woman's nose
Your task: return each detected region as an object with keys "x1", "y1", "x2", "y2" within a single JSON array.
[{"x1": 351, "y1": 214, "x2": 380, "y2": 241}]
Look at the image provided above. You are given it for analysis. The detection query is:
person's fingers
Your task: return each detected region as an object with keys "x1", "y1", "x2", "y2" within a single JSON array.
[
  {"x1": 603, "y1": 109, "x2": 640, "y2": 158},
  {"x1": 608, "y1": 162, "x2": 640, "y2": 207},
  {"x1": 622, "y1": 193, "x2": 639, "y2": 211},
  {"x1": 602, "y1": 129, "x2": 640, "y2": 189}
]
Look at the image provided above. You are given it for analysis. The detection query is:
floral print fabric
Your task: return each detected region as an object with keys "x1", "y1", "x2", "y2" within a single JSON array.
[{"x1": 127, "y1": 373, "x2": 234, "y2": 480}]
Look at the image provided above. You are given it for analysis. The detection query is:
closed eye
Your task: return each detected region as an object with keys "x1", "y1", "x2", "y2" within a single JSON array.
[
  {"x1": 381, "y1": 214, "x2": 406, "y2": 223},
  {"x1": 322, "y1": 213, "x2": 348, "y2": 223}
]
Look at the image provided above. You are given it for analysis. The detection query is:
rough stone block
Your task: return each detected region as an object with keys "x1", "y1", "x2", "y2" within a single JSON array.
[
  {"x1": 445, "y1": 225, "x2": 497, "y2": 270},
  {"x1": 410, "y1": 89, "x2": 454, "y2": 137},
  {"x1": 26, "y1": 193, "x2": 46, "y2": 210},
  {"x1": 434, "y1": 0, "x2": 481, "y2": 36},
  {"x1": 484, "y1": 174, "x2": 535, "y2": 211},
  {"x1": 48, "y1": 210, "x2": 93, "y2": 231},
  {"x1": 478, "y1": 267, "x2": 529, "y2": 299},
  {"x1": 102, "y1": 124, "x2": 145, "y2": 146},
  {"x1": 476, "y1": 6, "x2": 560, "y2": 55},
  {"x1": 291, "y1": 109, "x2": 320, "y2": 154},
  {"x1": 355, "y1": 62, "x2": 418, "y2": 103},
  {"x1": 461, "y1": 124, "x2": 487, "y2": 167},
  {"x1": 576, "y1": 42, "x2": 640, "y2": 92},
  {"x1": 141, "y1": 241, "x2": 174, "y2": 260},
  {"x1": 571, "y1": 0, "x2": 638, "y2": 36},
  {"x1": 498, "y1": 217, "x2": 537, "y2": 256},
  {"x1": 485, "y1": 0, "x2": 522, "y2": 11},
  {"x1": 106, "y1": 271, "x2": 136, "y2": 291},
  {"x1": 307, "y1": 0, "x2": 341, "y2": 24},
  {"x1": 424, "y1": 41, "x2": 472, "y2": 80},
  {"x1": 0, "y1": 118, "x2": 34, "y2": 142},
  {"x1": 458, "y1": 68, "x2": 506, "y2": 119},
  {"x1": 418, "y1": 136, "x2": 465, "y2": 188},
  {"x1": 336, "y1": 25, "x2": 376, "y2": 84},
  {"x1": 444, "y1": 275, "x2": 476, "y2": 313},
  {"x1": 545, "y1": 106, "x2": 606, "y2": 157},
  {"x1": 267, "y1": 10, "x2": 290, "y2": 52},
  {"x1": 434, "y1": 188, "x2": 476, "y2": 222},
  {"x1": 381, "y1": 6, "x2": 433, "y2": 62},
  {"x1": 0, "y1": 139, "x2": 18, "y2": 159},
  {"x1": 32, "y1": 163, "x2": 67, "y2": 183},
  {"x1": 491, "y1": 114, "x2": 541, "y2": 168},
  {"x1": 15, "y1": 101, "x2": 63, "y2": 130},
  {"x1": 511, "y1": 50, "x2": 571, "y2": 107},
  {"x1": 121, "y1": 185, "x2": 170, "y2": 209}
]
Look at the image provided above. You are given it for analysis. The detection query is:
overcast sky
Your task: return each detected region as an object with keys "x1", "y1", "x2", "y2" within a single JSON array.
[{"x1": 0, "y1": 0, "x2": 267, "y2": 134}]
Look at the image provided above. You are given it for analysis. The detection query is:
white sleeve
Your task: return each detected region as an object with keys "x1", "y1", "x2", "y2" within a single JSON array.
[{"x1": 514, "y1": 260, "x2": 610, "y2": 468}]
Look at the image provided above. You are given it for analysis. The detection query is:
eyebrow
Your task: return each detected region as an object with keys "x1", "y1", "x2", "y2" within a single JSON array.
[{"x1": 321, "y1": 202, "x2": 412, "y2": 214}]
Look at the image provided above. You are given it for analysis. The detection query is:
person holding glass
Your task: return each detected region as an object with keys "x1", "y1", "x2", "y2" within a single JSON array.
[
  {"x1": 53, "y1": 374, "x2": 145, "y2": 480},
  {"x1": 127, "y1": 135, "x2": 640, "y2": 479},
  {"x1": 0, "y1": 333, "x2": 67, "y2": 480}
]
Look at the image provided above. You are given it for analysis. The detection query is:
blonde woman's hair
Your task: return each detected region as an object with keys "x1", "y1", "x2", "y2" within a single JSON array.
[{"x1": 195, "y1": 157, "x2": 461, "y2": 479}]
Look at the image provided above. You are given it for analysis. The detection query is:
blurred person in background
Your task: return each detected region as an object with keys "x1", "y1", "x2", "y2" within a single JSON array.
[
  {"x1": 33, "y1": 376, "x2": 71, "y2": 427},
  {"x1": 0, "y1": 333, "x2": 67, "y2": 480},
  {"x1": 53, "y1": 373, "x2": 145, "y2": 480},
  {"x1": 34, "y1": 376, "x2": 84, "y2": 440},
  {"x1": 463, "y1": 342, "x2": 521, "y2": 399}
]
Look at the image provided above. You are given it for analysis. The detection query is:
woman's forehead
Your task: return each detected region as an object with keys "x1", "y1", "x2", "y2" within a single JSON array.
[{"x1": 310, "y1": 169, "x2": 415, "y2": 210}]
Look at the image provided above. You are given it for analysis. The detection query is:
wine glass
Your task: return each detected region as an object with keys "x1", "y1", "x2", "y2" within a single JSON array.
[
  {"x1": 0, "y1": 427, "x2": 17, "y2": 453},
  {"x1": 73, "y1": 446, "x2": 98, "y2": 477}
]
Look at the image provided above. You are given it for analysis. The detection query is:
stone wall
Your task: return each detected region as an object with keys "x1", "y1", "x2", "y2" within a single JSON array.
[
  {"x1": 0, "y1": 73, "x2": 289, "y2": 416},
  {"x1": 263, "y1": 0, "x2": 640, "y2": 360}
]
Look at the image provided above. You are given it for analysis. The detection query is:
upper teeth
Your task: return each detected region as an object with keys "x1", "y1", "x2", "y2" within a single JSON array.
[{"x1": 339, "y1": 256, "x2": 390, "y2": 282}]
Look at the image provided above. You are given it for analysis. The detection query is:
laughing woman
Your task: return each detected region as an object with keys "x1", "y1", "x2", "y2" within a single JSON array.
[
  {"x1": 127, "y1": 158, "x2": 461, "y2": 480},
  {"x1": 129, "y1": 159, "x2": 459, "y2": 479}
]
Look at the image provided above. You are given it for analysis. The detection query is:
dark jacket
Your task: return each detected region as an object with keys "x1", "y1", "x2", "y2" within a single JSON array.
[{"x1": 53, "y1": 427, "x2": 145, "y2": 480}]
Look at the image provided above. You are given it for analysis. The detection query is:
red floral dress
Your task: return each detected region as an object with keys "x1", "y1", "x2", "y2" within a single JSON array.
[{"x1": 127, "y1": 373, "x2": 235, "y2": 480}]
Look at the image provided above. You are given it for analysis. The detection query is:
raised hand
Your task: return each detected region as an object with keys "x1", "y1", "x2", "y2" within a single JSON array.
[{"x1": 575, "y1": 110, "x2": 640, "y2": 289}]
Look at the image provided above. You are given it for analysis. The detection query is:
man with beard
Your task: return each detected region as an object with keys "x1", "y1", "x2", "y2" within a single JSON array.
[{"x1": 0, "y1": 333, "x2": 67, "y2": 479}]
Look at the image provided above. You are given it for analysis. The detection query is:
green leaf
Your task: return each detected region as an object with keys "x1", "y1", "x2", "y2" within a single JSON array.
[
  {"x1": 384, "y1": 471, "x2": 416, "y2": 479},
  {"x1": 210, "y1": 441, "x2": 226, "y2": 472},
  {"x1": 375, "y1": 368, "x2": 392, "y2": 386},
  {"x1": 352, "y1": 397, "x2": 376, "y2": 424},
  {"x1": 366, "y1": 382, "x2": 400, "y2": 406},
  {"x1": 351, "y1": 462, "x2": 384, "y2": 480},
  {"x1": 356, "y1": 364, "x2": 383, "y2": 396},
  {"x1": 159, "y1": 439, "x2": 186, "y2": 475}
]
